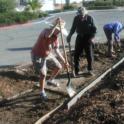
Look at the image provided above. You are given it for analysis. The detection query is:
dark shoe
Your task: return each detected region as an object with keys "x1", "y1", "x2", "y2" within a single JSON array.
[{"x1": 40, "y1": 92, "x2": 48, "y2": 101}]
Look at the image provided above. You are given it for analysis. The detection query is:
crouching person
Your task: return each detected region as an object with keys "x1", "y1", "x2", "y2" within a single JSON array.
[
  {"x1": 31, "y1": 18, "x2": 68, "y2": 101},
  {"x1": 103, "y1": 21, "x2": 124, "y2": 58}
]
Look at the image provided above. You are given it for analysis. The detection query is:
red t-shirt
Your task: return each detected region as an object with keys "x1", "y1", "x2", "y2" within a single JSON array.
[{"x1": 31, "y1": 28, "x2": 59, "y2": 57}]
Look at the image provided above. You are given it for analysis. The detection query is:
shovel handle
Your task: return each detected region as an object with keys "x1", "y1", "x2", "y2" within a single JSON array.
[
  {"x1": 48, "y1": 23, "x2": 58, "y2": 38},
  {"x1": 68, "y1": 42, "x2": 75, "y2": 77},
  {"x1": 58, "y1": 18, "x2": 69, "y2": 74}
]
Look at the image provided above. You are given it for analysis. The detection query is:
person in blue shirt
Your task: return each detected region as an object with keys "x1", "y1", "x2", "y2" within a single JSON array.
[{"x1": 103, "y1": 21, "x2": 124, "y2": 58}]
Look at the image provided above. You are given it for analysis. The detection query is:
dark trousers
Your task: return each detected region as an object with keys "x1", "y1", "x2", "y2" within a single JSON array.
[{"x1": 74, "y1": 34, "x2": 94, "y2": 73}]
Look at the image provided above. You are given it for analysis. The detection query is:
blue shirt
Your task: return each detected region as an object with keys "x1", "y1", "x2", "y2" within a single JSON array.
[{"x1": 104, "y1": 21, "x2": 124, "y2": 42}]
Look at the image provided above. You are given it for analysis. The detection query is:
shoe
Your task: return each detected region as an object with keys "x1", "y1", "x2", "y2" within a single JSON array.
[
  {"x1": 40, "y1": 92, "x2": 48, "y2": 101},
  {"x1": 112, "y1": 50, "x2": 115, "y2": 54},
  {"x1": 74, "y1": 71, "x2": 79, "y2": 78},
  {"x1": 87, "y1": 70, "x2": 95, "y2": 76},
  {"x1": 117, "y1": 48, "x2": 121, "y2": 52},
  {"x1": 110, "y1": 54, "x2": 116, "y2": 58},
  {"x1": 34, "y1": 82, "x2": 40, "y2": 87},
  {"x1": 47, "y1": 80, "x2": 60, "y2": 87},
  {"x1": 107, "y1": 54, "x2": 116, "y2": 58}
]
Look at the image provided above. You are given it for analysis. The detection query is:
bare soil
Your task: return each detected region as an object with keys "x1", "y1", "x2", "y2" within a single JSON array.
[
  {"x1": 44, "y1": 63, "x2": 124, "y2": 124},
  {"x1": 0, "y1": 42, "x2": 124, "y2": 124}
]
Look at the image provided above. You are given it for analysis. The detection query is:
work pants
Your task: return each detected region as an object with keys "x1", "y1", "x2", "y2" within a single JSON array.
[{"x1": 74, "y1": 34, "x2": 94, "y2": 74}]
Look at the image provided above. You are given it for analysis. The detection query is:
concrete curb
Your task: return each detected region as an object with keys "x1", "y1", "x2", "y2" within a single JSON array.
[{"x1": 35, "y1": 57, "x2": 124, "y2": 124}]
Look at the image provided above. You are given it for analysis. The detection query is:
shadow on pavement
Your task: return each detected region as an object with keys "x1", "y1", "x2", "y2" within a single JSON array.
[{"x1": 7, "y1": 47, "x2": 32, "y2": 51}]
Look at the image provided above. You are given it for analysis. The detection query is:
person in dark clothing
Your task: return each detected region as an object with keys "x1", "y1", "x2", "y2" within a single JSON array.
[{"x1": 67, "y1": 7, "x2": 97, "y2": 76}]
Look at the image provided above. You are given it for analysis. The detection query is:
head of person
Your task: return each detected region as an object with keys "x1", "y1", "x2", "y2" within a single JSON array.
[
  {"x1": 49, "y1": 18, "x2": 68, "y2": 38},
  {"x1": 77, "y1": 7, "x2": 88, "y2": 17}
]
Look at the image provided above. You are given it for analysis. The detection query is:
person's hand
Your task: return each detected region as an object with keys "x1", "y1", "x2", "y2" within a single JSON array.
[
  {"x1": 67, "y1": 35, "x2": 71, "y2": 43},
  {"x1": 89, "y1": 38, "x2": 95, "y2": 44},
  {"x1": 63, "y1": 62, "x2": 70, "y2": 68}
]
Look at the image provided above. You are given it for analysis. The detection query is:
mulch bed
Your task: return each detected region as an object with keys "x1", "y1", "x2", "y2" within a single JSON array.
[
  {"x1": 43, "y1": 63, "x2": 124, "y2": 124},
  {"x1": 0, "y1": 42, "x2": 124, "y2": 124}
]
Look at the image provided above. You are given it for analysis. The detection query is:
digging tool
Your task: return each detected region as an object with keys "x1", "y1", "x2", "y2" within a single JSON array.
[
  {"x1": 48, "y1": 23, "x2": 58, "y2": 38},
  {"x1": 68, "y1": 42, "x2": 76, "y2": 77},
  {"x1": 58, "y1": 18, "x2": 76, "y2": 97}
]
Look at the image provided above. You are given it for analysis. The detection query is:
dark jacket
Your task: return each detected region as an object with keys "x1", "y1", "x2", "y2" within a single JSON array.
[{"x1": 69, "y1": 14, "x2": 97, "y2": 38}]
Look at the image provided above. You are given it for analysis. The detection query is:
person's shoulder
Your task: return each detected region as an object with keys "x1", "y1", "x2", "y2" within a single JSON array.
[
  {"x1": 86, "y1": 14, "x2": 93, "y2": 19},
  {"x1": 74, "y1": 15, "x2": 79, "y2": 19},
  {"x1": 40, "y1": 28, "x2": 50, "y2": 38}
]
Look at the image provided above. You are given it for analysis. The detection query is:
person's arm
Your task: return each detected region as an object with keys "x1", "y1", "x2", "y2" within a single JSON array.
[
  {"x1": 113, "y1": 24, "x2": 121, "y2": 42},
  {"x1": 55, "y1": 48, "x2": 65, "y2": 64},
  {"x1": 67, "y1": 16, "x2": 77, "y2": 43},
  {"x1": 89, "y1": 16, "x2": 97, "y2": 38}
]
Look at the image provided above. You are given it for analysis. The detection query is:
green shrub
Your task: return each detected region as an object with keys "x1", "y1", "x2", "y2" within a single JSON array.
[
  {"x1": 0, "y1": 11, "x2": 48, "y2": 26},
  {"x1": 114, "y1": 1, "x2": 124, "y2": 6},
  {"x1": 88, "y1": 5, "x2": 115, "y2": 10},
  {"x1": 38, "y1": 12, "x2": 48, "y2": 18},
  {"x1": 13, "y1": 12, "x2": 28, "y2": 23},
  {"x1": 0, "y1": 0, "x2": 15, "y2": 13},
  {"x1": 63, "y1": 4, "x2": 76, "y2": 10},
  {"x1": 94, "y1": 1, "x2": 113, "y2": 6},
  {"x1": 0, "y1": 12, "x2": 15, "y2": 25},
  {"x1": 47, "y1": 9, "x2": 62, "y2": 14}
]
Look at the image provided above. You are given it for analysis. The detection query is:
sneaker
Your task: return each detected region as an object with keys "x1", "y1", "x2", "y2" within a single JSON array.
[
  {"x1": 74, "y1": 72, "x2": 80, "y2": 78},
  {"x1": 87, "y1": 70, "x2": 95, "y2": 76},
  {"x1": 107, "y1": 54, "x2": 116, "y2": 58},
  {"x1": 47, "y1": 80, "x2": 60, "y2": 87},
  {"x1": 110, "y1": 54, "x2": 116, "y2": 58},
  {"x1": 112, "y1": 50, "x2": 115, "y2": 54},
  {"x1": 40, "y1": 92, "x2": 48, "y2": 101},
  {"x1": 34, "y1": 82, "x2": 40, "y2": 87}
]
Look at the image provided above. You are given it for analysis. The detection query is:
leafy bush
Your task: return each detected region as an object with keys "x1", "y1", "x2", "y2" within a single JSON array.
[
  {"x1": 63, "y1": 4, "x2": 77, "y2": 10},
  {"x1": 94, "y1": 1, "x2": 113, "y2": 6},
  {"x1": 88, "y1": 5, "x2": 115, "y2": 10},
  {"x1": 114, "y1": 1, "x2": 124, "y2": 6},
  {"x1": 0, "y1": 0, "x2": 16, "y2": 13},
  {"x1": 38, "y1": 12, "x2": 48, "y2": 18},
  {"x1": 0, "y1": 11, "x2": 48, "y2": 26},
  {"x1": 27, "y1": 0, "x2": 41, "y2": 12}
]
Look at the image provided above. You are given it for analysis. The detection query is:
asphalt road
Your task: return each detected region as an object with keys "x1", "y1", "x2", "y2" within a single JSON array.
[{"x1": 0, "y1": 9, "x2": 124, "y2": 66}]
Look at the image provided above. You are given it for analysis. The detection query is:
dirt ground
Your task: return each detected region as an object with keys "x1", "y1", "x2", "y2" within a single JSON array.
[
  {"x1": 0, "y1": 42, "x2": 124, "y2": 124},
  {"x1": 44, "y1": 63, "x2": 124, "y2": 124}
]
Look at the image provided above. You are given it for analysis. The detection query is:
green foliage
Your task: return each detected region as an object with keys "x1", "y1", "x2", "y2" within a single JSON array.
[
  {"x1": 0, "y1": 11, "x2": 48, "y2": 26},
  {"x1": 63, "y1": 4, "x2": 77, "y2": 10},
  {"x1": 27, "y1": 0, "x2": 41, "y2": 12},
  {"x1": 38, "y1": 12, "x2": 48, "y2": 18},
  {"x1": 88, "y1": 5, "x2": 115, "y2": 10},
  {"x1": 84, "y1": 0, "x2": 116, "y2": 10},
  {"x1": 0, "y1": 0, "x2": 16, "y2": 13},
  {"x1": 94, "y1": 1, "x2": 113, "y2": 6}
]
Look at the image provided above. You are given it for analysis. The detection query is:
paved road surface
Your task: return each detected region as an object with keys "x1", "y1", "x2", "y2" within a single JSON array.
[{"x1": 0, "y1": 9, "x2": 124, "y2": 66}]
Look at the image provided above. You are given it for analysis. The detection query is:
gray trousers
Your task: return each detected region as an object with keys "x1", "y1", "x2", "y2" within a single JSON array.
[{"x1": 103, "y1": 27, "x2": 114, "y2": 56}]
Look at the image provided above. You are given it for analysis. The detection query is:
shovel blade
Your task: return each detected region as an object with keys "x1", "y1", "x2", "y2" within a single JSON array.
[{"x1": 66, "y1": 85, "x2": 76, "y2": 97}]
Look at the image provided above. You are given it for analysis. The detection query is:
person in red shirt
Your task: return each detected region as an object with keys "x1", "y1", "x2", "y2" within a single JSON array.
[{"x1": 31, "y1": 18, "x2": 68, "y2": 100}]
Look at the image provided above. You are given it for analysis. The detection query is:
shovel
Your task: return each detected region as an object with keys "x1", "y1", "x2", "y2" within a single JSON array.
[
  {"x1": 58, "y1": 18, "x2": 76, "y2": 97},
  {"x1": 68, "y1": 42, "x2": 76, "y2": 77}
]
